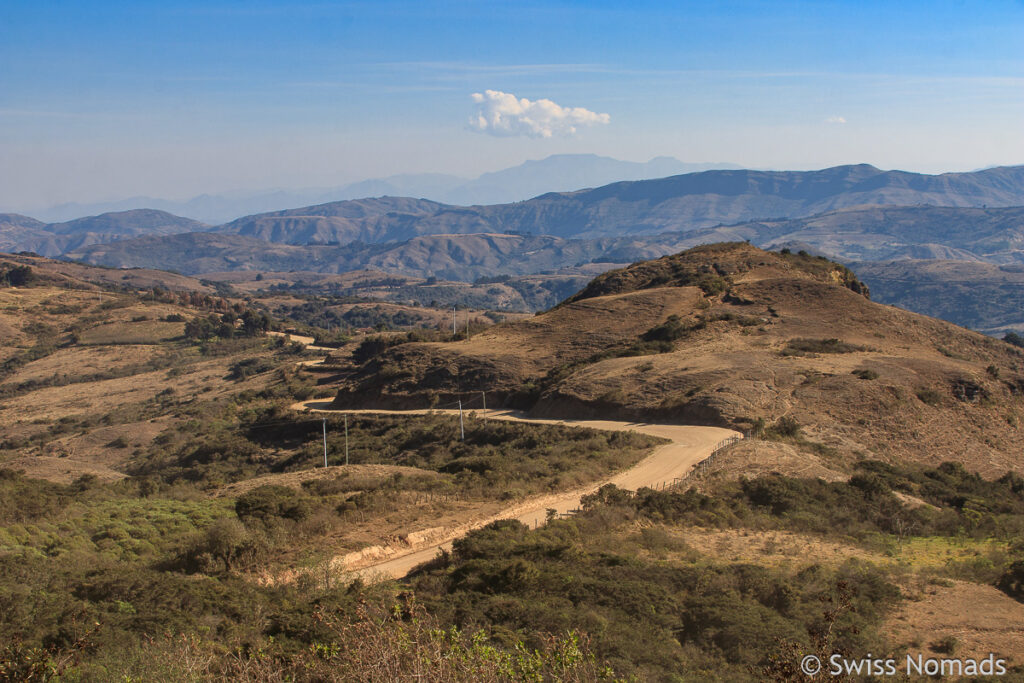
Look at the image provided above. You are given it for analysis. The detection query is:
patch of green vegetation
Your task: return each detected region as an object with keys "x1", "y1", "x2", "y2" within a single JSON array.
[
  {"x1": 2, "y1": 455, "x2": 1023, "y2": 680},
  {"x1": 410, "y1": 516, "x2": 897, "y2": 680}
]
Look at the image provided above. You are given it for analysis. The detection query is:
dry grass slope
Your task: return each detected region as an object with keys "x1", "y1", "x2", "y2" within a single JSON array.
[{"x1": 330, "y1": 243, "x2": 1024, "y2": 477}]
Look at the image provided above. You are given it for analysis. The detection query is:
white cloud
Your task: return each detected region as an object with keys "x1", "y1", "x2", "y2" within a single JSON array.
[
  {"x1": 825, "y1": 115, "x2": 848, "y2": 124},
  {"x1": 469, "y1": 89, "x2": 610, "y2": 138}
]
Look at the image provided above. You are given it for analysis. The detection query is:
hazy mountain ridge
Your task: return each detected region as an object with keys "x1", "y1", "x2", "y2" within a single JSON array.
[
  {"x1": 10, "y1": 163, "x2": 1024, "y2": 259},
  {"x1": 216, "y1": 164, "x2": 1024, "y2": 246},
  {"x1": 1, "y1": 209, "x2": 208, "y2": 257},
  {"x1": 18, "y1": 154, "x2": 737, "y2": 224},
  {"x1": 66, "y1": 204, "x2": 1024, "y2": 281},
  {"x1": 46, "y1": 208, "x2": 207, "y2": 236}
]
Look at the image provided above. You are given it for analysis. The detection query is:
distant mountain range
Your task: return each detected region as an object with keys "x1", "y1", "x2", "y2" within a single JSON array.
[
  {"x1": 209, "y1": 163, "x2": 1024, "y2": 246},
  {"x1": 0, "y1": 210, "x2": 207, "y2": 258},
  {"x1": 18, "y1": 154, "x2": 741, "y2": 224},
  {"x1": 5, "y1": 162, "x2": 1022, "y2": 265},
  {"x1": 57, "y1": 204, "x2": 1024, "y2": 281},
  {"x1": 10, "y1": 160, "x2": 1024, "y2": 332},
  {"x1": 4, "y1": 163, "x2": 1022, "y2": 263}
]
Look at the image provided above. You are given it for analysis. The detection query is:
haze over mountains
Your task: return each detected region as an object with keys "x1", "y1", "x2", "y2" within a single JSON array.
[
  {"x1": 211, "y1": 163, "x2": 1024, "y2": 245},
  {"x1": 11, "y1": 163, "x2": 1024, "y2": 258},
  {"x1": 20, "y1": 154, "x2": 740, "y2": 224},
  {"x1": 7, "y1": 160, "x2": 1024, "y2": 332},
  {"x1": 0, "y1": 210, "x2": 207, "y2": 258}
]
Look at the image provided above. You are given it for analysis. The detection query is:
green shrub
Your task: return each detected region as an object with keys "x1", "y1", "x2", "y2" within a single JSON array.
[
  {"x1": 765, "y1": 415, "x2": 800, "y2": 439},
  {"x1": 227, "y1": 357, "x2": 275, "y2": 381},
  {"x1": 235, "y1": 485, "x2": 312, "y2": 527}
]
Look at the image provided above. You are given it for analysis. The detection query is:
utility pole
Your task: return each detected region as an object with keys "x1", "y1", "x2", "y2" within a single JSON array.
[
  {"x1": 452, "y1": 306, "x2": 457, "y2": 336},
  {"x1": 458, "y1": 399, "x2": 465, "y2": 440},
  {"x1": 344, "y1": 414, "x2": 349, "y2": 466},
  {"x1": 322, "y1": 418, "x2": 328, "y2": 468},
  {"x1": 481, "y1": 391, "x2": 486, "y2": 421}
]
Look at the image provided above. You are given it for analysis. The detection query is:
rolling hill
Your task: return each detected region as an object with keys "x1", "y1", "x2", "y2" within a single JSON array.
[
  {"x1": 330, "y1": 243, "x2": 1024, "y2": 477},
  {"x1": 0, "y1": 209, "x2": 209, "y2": 257}
]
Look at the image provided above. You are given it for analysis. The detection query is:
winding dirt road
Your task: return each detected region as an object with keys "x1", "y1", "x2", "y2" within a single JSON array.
[{"x1": 291, "y1": 400, "x2": 741, "y2": 581}]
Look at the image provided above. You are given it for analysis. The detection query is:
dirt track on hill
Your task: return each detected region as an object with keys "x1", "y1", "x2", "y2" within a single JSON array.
[{"x1": 290, "y1": 400, "x2": 741, "y2": 581}]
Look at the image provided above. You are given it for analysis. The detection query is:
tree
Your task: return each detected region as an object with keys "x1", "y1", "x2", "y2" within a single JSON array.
[
  {"x1": 0, "y1": 265, "x2": 33, "y2": 287},
  {"x1": 1004, "y1": 332, "x2": 1024, "y2": 349},
  {"x1": 203, "y1": 517, "x2": 249, "y2": 571},
  {"x1": 240, "y1": 310, "x2": 270, "y2": 336}
]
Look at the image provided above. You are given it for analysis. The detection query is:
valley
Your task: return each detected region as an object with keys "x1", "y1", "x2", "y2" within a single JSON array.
[
  {"x1": 8, "y1": 2, "x2": 1024, "y2": 679},
  {"x1": 3, "y1": 245, "x2": 1023, "y2": 679}
]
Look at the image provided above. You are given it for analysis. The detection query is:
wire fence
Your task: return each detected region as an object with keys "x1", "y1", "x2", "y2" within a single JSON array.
[{"x1": 657, "y1": 434, "x2": 744, "y2": 491}]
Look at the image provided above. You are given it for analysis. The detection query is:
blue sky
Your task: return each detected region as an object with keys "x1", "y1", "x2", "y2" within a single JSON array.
[{"x1": 1, "y1": 0, "x2": 1022, "y2": 209}]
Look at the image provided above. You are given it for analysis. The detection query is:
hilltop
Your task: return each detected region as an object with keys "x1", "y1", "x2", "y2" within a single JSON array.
[{"x1": 332, "y1": 242, "x2": 1024, "y2": 477}]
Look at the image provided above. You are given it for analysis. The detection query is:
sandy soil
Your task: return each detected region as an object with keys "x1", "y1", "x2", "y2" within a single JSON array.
[{"x1": 267, "y1": 330, "x2": 334, "y2": 351}]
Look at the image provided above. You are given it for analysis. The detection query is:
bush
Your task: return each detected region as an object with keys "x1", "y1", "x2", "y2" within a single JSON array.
[
  {"x1": 227, "y1": 357, "x2": 275, "y2": 381},
  {"x1": 642, "y1": 315, "x2": 691, "y2": 342},
  {"x1": 766, "y1": 416, "x2": 800, "y2": 439},
  {"x1": 235, "y1": 485, "x2": 312, "y2": 527},
  {"x1": 931, "y1": 635, "x2": 959, "y2": 655},
  {"x1": 0, "y1": 264, "x2": 34, "y2": 287}
]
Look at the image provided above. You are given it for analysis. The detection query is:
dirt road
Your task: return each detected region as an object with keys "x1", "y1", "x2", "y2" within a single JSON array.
[
  {"x1": 291, "y1": 401, "x2": 741, "y2": 581},
  {"x1": 268, "y1": 330, "x2": 335, "y2": 352}
]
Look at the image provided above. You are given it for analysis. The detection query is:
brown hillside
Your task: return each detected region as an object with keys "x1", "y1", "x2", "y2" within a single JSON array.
[{"x1": 332, "y1": 243, "x2": 1024, "y2": 476}]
